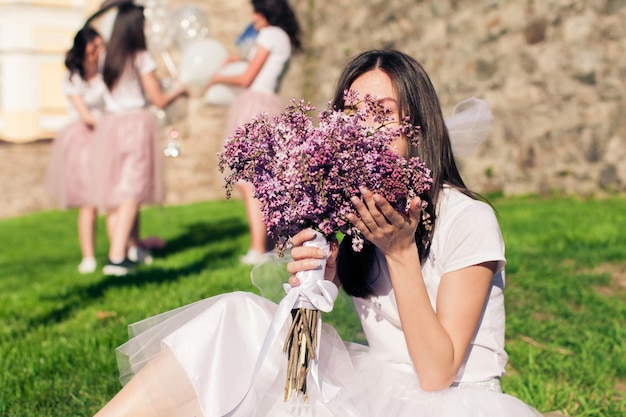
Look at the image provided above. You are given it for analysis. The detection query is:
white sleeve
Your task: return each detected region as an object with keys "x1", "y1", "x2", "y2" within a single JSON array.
[
  {"x1": 255, "y1": 27, "x2": 278, "y2": 51},
  {"x1": 135, "y1": 50, "x2": 157, "y2": 75},
  {"x1": 438, "y1": 201, "x2": 506, "y2": 275},
  {"x1": 63, "y1": 72, "x2": 82, "y2": 97}
]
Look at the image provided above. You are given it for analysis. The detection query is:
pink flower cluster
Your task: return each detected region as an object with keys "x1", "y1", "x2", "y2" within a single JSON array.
[{"x1": 218, "y1": 91, "x2": 432, "y2": 254}]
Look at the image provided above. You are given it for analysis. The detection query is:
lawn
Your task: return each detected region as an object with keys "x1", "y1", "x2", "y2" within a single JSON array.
[{"x1": 0, "y1": 195, "x2": 624, "y2": 416}]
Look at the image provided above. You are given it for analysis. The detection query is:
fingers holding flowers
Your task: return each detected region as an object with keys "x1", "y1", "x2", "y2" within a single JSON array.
[
  {"x1": 287, "y1": 229, "x2": 339, "y2": 286},
  {"x1": 220, "y1": 92, "x2": 432, "y2": 259},
  {"x1": 349, "y1": 186, "x2": 394, "y2": 230},
  {"x1": 347, "y1": 187, "x2": 422, "y2": 255}
]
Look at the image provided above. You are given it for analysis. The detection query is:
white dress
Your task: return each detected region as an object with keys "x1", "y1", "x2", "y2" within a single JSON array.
[{"x1": 115, "y1": 188, "x2": 543, "y2": 417}]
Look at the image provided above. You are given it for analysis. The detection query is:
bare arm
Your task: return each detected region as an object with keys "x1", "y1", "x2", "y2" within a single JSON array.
[
  {"x1": 387, "y1": 254, "x2": 494, "y2": 390},
  {"x1": 140, "y1": 71, "x2": 187, "y2": 110},
  {"x1": 207, "y1": 46, "x2": 270, "y2": 88},
  {"x1": 68, "y1": 95, "x2": 98, "y2": 127},
  {"x1": 348, "y1": 187, "x2": 494, "y2": 391}
]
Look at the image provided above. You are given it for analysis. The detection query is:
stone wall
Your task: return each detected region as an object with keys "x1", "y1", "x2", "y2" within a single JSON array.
[
  {"x1": 195, "y1": 0, "x2": 626, "y2": 197},
  {"x1": 1, "y1": 0, "x2": 624, "y2": 219},
  {"x1": 294, "y1": 0, "x2": 626, "y2": 196}
]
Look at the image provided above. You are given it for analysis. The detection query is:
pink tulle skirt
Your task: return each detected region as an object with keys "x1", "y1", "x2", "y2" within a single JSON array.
[
  {"x1": 87, "y1": 109, "x2": 164, "y2": 211},
  {"x1": 115, "y1": 292, "x2": 543, "y2": 417},
  {"x1": 223, "y1": 90, "x2": 286, "y2": 142},
  {"x1": 45, "y1": 121, "x2": 95, "y2": 209}
]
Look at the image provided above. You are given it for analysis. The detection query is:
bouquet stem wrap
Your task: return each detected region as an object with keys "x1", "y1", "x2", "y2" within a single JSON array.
[
  {"x1": 281, "y1": 231, "x2": 338, "y2": 402},
  {"x1": 229, "y1": 231, "x2": 338, "y2": 412}
]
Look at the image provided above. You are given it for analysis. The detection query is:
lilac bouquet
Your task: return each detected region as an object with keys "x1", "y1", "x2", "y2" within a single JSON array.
[
  {"x1": 218, "y1": 91, "x2": 432, "y2": 402},
  {"x1": 219, "y1": 90, "x2": 432, "y2": 255}
]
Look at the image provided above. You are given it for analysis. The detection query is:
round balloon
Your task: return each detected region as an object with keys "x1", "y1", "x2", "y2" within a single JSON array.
[
  {"x1": 178, "y1": 39, "x2": 228, "y2": 87},
  {"x1": 204, "y1": 61, "x2": 248, "y2": 105},
  {"x1": 170, "y1": 6, "x2": 210, "y2": 50}
]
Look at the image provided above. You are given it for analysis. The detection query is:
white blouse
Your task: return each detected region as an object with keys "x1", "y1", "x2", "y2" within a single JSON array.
[
  {"x1": 352, "y1": 186, "x2": 508, "y2": 383},
  {"x1": 63, "y1": 72, "x2": 106, "y2": 118},
  {"x1": 102, "y1": 50, "x2": 157, "y2": 113},
  {"x1": 247, "y1": 26, "x2": 291, "y2": 95}
]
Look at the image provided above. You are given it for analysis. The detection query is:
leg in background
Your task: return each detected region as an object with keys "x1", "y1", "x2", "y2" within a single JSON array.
[
  {"x1": 106, "y1": 209, "x2": 118, "y2": 249},
  {"x1": 108, "y1": 200, "x2": 138, "y2": 262},
  {"x1": 127, "y1": 213, "x2": 153, "y2": 265},
  {"x1": 78, "y1": 206, "x2": 97, "y2": 259},
  {"x1": 128, "y1": 212, "x2": 141, "y2": 249},
  {"x1": 238, "y1": 181, "x2": 268, "y2": 254},
  {"x1": 77, "y1": 205, "x2": 98, "y2": 273}
]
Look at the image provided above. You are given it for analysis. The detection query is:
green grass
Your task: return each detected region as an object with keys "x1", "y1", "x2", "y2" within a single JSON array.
[{"x1": 1, "y1": 196, "x2": 625, "y2": 416}]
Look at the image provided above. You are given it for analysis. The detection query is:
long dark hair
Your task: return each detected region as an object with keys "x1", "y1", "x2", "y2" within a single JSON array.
[
  {"x1": 102, "y1": 3, "x2": 147, "y2": 90},
  {"x1": 64, "y1": 26, "x2": 101, "y2": 80},
  {"x1": 252, "y1": 0, "x2": 303, "y2": 53},
  {"x1": 333, "y1": 50, "x2": 476, "y2": 298}
]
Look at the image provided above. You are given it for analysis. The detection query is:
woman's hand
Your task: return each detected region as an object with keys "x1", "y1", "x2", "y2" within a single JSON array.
[
  {"x1": 286, "y1": 229, "x2": 339, "y2": 287},
  {"x1": 347, "y1": 187, "x2": 423, "y2": 257}
]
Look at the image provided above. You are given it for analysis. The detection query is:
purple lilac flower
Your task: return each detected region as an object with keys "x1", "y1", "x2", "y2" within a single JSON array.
[{"x1": 218, "y1": 92, "x2": 433, "y2": 255}]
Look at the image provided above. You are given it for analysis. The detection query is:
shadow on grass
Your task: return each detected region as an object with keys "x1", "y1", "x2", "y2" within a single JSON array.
[
  {"x1": 29, "y1": 217, "x2": 250, "y2": 328},
  {"x1": 150, "y1": 218, "x2": 250, "y2": 259}
]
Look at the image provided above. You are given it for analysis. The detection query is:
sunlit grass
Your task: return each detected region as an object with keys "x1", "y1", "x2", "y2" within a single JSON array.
[{"x1": 0, "y1": 195, "x2": 624, "y2": 416}]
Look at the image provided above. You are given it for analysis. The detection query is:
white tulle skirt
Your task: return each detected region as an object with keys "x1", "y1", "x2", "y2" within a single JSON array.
[{"x1": 115, "y1": 291, "x2": 543, "y2": 417}]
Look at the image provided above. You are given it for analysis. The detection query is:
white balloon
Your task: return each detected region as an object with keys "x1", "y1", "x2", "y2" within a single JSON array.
[
  {"x1": 204, "y1": 61, "x2": 248, "y2": 105},
  {"x1": 178, "y1": 39, "x2": 228, "y2": 87},
  {"x1": 170, "y1": 6, "x2": 210, "y2": 50},
  {"x1": 204, "y1": 84, "x2": 239, "y2": 106}
]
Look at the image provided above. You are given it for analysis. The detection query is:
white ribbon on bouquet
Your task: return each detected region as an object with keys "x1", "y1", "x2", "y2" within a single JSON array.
[{"x1": 227, "y1": 231, "x2": 340, "y2": 414}]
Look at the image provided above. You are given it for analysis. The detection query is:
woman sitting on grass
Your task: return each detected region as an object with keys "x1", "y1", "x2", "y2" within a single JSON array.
[{"x1": 92, "y1": 50, "x2": 542, "y2": 417}]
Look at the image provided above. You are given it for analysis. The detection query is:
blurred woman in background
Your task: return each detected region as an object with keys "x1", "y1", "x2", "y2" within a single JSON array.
[
  {"x1": 89, "y1": 3, "x2": 187, "y2": 276},
  {"x1": 207, "y1": 0, "x2": 303, "y2": 265},
  {"x1": 46, "y1": 26, "x2": 105, "y2": 274}
]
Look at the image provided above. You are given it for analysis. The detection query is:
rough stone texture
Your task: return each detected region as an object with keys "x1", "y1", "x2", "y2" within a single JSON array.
[
  {"x1": 1, "y1": 0, "x2": 624, "y2": 219},
  {"x1": 282, "y1": 0, "x2": 626, "y2": 198}
]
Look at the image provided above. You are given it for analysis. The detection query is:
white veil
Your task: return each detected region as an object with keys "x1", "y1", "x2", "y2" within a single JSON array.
[{"x1": 444, "y1": 97, "x2": 493, "y2": 158}]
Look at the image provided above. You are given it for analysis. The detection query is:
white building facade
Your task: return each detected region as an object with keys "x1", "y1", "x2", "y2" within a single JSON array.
[{"x1": 0, "y1": 0, "x2": 99, "y2": 143}]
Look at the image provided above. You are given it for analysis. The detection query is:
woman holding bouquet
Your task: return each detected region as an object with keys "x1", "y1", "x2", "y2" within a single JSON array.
[
  {"x1": 207, "y1": 0, "x2": 303, "y2": 266},
  {"x1": 92, "y1": 50, "x2": 542, "y2": 417},
  {"x1": 287, "y1": 50, "x2": 543, "y2": 414}
]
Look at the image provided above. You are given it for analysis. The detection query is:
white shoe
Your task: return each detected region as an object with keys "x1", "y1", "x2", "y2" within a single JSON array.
[
  {"x1": 128, "y1": 246, "x2": 153, "y2": 265},
  {"x1": 240, "y1": 249, "x2": 273, "y2": 266},
  {"x1": 78, "y1": 258, "x2": 97, "y2": 274}
]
